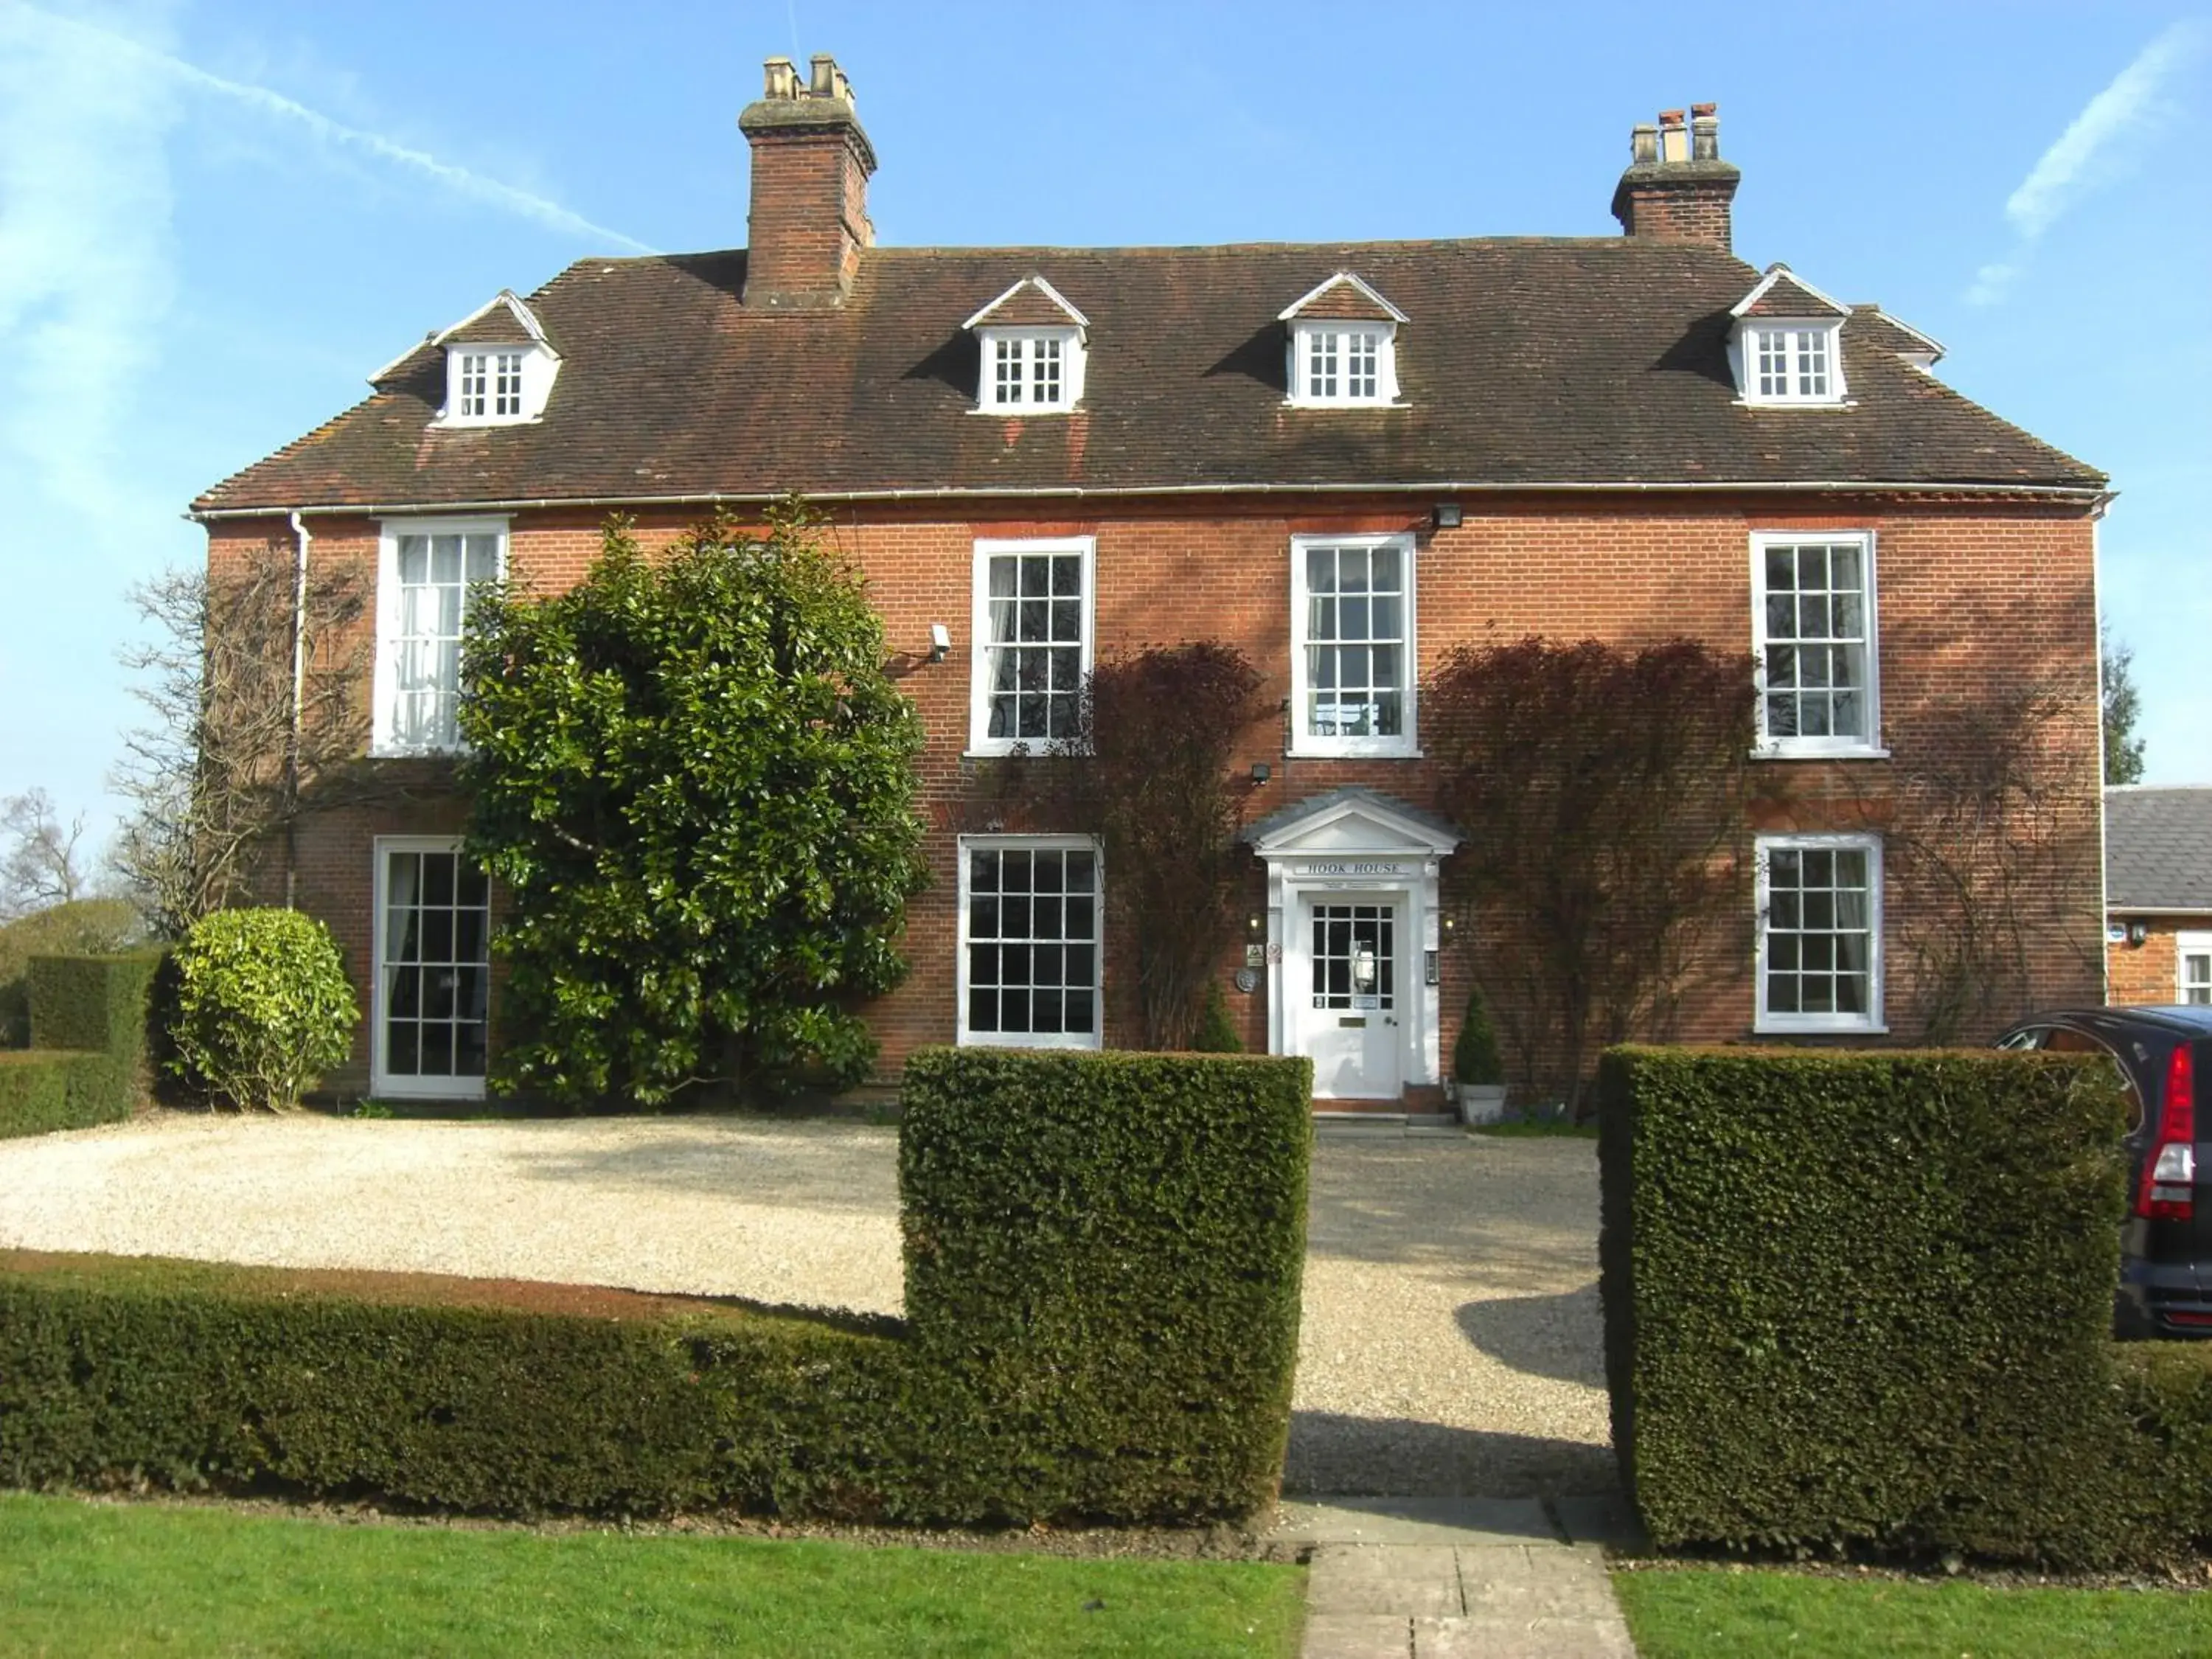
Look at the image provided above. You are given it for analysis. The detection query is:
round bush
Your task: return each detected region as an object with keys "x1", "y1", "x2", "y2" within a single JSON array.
[{"x1": 169, "y1": 908, "x2": 358, "y2": 1111}]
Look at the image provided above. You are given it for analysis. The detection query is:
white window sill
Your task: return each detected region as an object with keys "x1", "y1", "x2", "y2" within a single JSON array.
[
  {"x1": 1283, "y1": 398, "x2": 1409, "y2": 411},
  {"x1": 1754, "y1": 1021, "x2": 1889, "y2": 1038},
  {"x1": 956, "y1": 1033, "x2": 1102, "y2": 1051},
  {"x1": 371, "y1": 743, "x2": 467, "y2": 761},
  {"x1": 1733, "y1": 397, "x2": 1858, "y2": 411},
  {"x1": 428, "y1": 414, "x2": 547, "y2": 430},
  {"x1": 1750, "y1": 745, "x2": 1891, "y2": 762},
  {"x1": 970, "y1": 405, "x2": 1080, "y2": 417},
  {"x1": 369, "y1": 1077, "x2": 489, "y2": 1102},
  {"x1": 1289, "y1": 742, "x2": 1423, "y2": 760}
]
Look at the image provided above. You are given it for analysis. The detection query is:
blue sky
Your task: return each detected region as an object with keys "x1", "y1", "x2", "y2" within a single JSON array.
[{"x1": 3, "y1": 0, "x2": 2207, "y2": 852}]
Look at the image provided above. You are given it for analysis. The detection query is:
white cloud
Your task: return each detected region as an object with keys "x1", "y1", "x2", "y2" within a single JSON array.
[
  {"x1": 2006, "y1": 18, "x2": 2209, "y2": 240},
  {"x1": 1963, "y1": 262, "x2": 2018, "y2": 308},
  {"x1": 0, "y1": 2, "x2": 182, "y2": 518}
]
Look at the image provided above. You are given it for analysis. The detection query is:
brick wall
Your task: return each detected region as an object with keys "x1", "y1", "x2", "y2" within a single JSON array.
[
  {"x1": 228, "y1": 490, "x2": 2104, "y2": 1098},
  {"x1": 2109, "y1": 919, "x2": 2212, "y2": 1006}
]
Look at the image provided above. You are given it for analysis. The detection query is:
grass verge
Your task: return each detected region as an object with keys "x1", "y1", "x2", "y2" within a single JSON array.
[
  {"x1": 1612, "y1": 1565, "x2": 2212, "y2": 1658},
  {"x1": 0, "y1": 1492, "x2": 1304, "y2": 1658}
]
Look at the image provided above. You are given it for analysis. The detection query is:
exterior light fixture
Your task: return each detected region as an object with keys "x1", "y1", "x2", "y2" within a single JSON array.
[
  {"x1": 1248, "y1": 914, "x2": 1264, "y2": 933},
  {"x1": 928, "y1": 623, "x2": 952, "y2": 663},
  {"x1": 1432, "y1": 501, "x2": 1463, "y2": 529},
  {"x1": 2126, "y1": 919, "x2": 2152, "y2": 947},
  {"x1": 1250, "y1": 762, "x2": 1271, "y2": 785},
  {"x1": 1352, "y1": 947, "x2": 1378, "y2": 992}
]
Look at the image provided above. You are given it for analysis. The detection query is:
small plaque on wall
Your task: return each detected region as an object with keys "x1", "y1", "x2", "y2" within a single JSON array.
[
  {"x1": 1234, "y1": 967, "x2": 1259, "y2": 995},
  {"x1": 1245, "y1": 943, "x2": 1266, "y2": 968}
]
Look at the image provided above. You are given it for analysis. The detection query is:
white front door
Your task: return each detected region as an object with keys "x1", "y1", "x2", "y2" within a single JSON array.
[{"x1": 1301, "y1": 894, "x2": 1405, "y2": 1100}]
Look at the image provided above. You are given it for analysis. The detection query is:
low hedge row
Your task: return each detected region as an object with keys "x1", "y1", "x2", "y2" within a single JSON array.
[
  {"x1": 0, "y1": 953, "x2": 161, "y2": 1140},
  {"x1": 900, "y1": 1048, "x2": 1313, "y2": 1522},
  {"x1": 1599, "y1": 1046, "x2": 2200, "y2": 1568},
  {"x1": 1, "y1": 1047, "x2": 1316, "y2": 1526}
]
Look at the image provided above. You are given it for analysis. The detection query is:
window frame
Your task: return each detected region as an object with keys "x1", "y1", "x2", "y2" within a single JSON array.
[
  {"x1": 436, "y1": 343, "x2": 557, "y2": 428},
  {"x1": 966, "y1": 535, "x2": 1096, "y2": 757},
  {"x1": 954, "y1": 833, "x2": 1105, "y2": 1050},
  {"x1": 1734, "y1": 319, "x2": 1848, "y2": 407},
  {"x1": 1285, "y1": 321, "x2": 1400, "y2": 408},
  {"x1": 1754, "y1": 831, "x2": 1887, "y2": 1034},
  {"x1": 1288, "y1": 531, "x2": 1419, "y2": 758},
  {"x1": 370, "y1": 834, "x2": 492, "y2": 1099},
  {"x1": 372, "y1": 516, "x2": 509, "y2": 758},
  {"x1": 1749, "y1": 529, "x2": 1885, "y2": 759},
  {"x1": 973, "y1": 326, "x2": 1085, "y2": 414},
  {"x1": 2180, "y1": 931, "x2": 2212, "y2": 1005}
]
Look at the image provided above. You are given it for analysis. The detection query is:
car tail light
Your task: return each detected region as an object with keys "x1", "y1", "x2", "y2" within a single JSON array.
[{"x1": 2138, "y1": 1043, "x2": 2197, "y2": 1221}]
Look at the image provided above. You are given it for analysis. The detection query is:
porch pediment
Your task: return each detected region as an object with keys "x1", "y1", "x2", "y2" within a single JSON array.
[{"x1": 1245, "y1": 786, "x2": 1460, "y2": 861}]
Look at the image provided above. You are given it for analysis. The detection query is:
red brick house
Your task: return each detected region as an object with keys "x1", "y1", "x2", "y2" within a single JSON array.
[
  {"x1": 192, "y1": 55, "x2": 2108, "y2": 1107},
  {"x1": 2106, "y1": 787, "x2": 2212, "y2": 1007}
]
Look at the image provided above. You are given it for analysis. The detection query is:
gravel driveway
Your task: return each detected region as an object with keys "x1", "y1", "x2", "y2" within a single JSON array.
[{"x1": 0, "y1": 1113, "x2": 1610, "y2": 1498}]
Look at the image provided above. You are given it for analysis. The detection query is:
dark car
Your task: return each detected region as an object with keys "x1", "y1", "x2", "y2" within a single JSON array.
[{"x1": 1997, "y1": 1005, "x2": 2211, "y2": 1339}]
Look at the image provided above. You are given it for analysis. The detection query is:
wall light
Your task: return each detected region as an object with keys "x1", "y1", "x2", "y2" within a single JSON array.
[
  {"x1": 1432, "y1": 501, "x2": 1463, "y2": 530},
  {"x1": 928, "y1": 622, "x2": 951, "y2": 664},
  {"x1": 2126, "y1": 919, "x2": 2151, "y2": 947},
  {"x1": 1250, "y1": 762, "x2": 1272, "y2": 785}
]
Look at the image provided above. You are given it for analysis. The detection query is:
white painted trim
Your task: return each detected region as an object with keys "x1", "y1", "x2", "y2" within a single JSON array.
[
  {"x1": 1749, "y1": 529, "x2": 1883, "y2": 759},
  {"x1": 966, "y1": 535, "x2": 1096, "y2": 756},
  {"x1": 369, "y1": 835, "x2": 490, "y2": 1100},
  {"x1": 1730, "y1": 264, "x2": 1854, "y2": 321},
  {"x1": 1284, "y1": 321, "x2": 1402, "y2": 408},
  {"x1": 1278, "y1": 271, "x2": 1410, "y2": 324},
  {"x1": 962, "y1": 274, "x2": 1090, "y2": 331},
  {"x1": 953, "y1": 833, "x2": 1105, "y2": 1049},
  {"x1": 1288, "y1": 532, "x2": 1419, "y2": 758},
  {"x1": 371, "y1": 289, "x2": 557, "y2": 384},
  {"x1": 1753, "y1": 832, "x2": 1888, "y2": 1034},
  {"x1": 371, "y1": 516, "x2": 509, "y2": 758},
  {"x1": 2179, "y1": 931, "x2": 2212, "y2": 1004}
]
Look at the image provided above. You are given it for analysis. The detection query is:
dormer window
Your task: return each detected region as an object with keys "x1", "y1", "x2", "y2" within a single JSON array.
[
  {"x1": 964, "y1": 276, "x2": 1088, "y2": 414},
  {"x1": 1279, "y1": 274, "x2": 1407, "y2": 408},
  {"x1": 386, "y1": 289, "x2": 560, "y2": 429},
  {"x1": 1728, "y1": 265, "x2": 1849, "y2": 408}
]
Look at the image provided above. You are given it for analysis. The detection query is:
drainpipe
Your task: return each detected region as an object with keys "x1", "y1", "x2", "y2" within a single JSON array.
[{"x1": 285, "y1": 510, "x2": 310, "y2": 910}]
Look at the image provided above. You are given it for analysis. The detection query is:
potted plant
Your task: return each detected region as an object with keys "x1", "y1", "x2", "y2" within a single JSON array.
[{"x1": 1452, "y1": 982, "x2": 1508, "y2": 1125}]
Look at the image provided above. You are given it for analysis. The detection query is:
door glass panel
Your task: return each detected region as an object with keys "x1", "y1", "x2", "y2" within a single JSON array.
[
  {"x1": 1310, "y1": 903, "x2": 1396, "y2": 1011},
  {"x1": 383, "y1": 847, "x2": 491, "y2": 1082}
]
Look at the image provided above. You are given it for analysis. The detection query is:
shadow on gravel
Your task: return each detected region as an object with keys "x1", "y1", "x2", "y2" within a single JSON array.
[
  {"x1": 1284, "y1": 1410, "x2": 1616, "y2": 1499},
  {"x1": 504, "y1": 1121, "x2": 900, "y2": 1212},
  {"x1": 1453, "y1": 1284, "x2": 1607, "y2": 1388}
]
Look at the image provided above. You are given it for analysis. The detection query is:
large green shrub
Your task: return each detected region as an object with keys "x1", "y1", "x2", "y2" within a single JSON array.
[
  {"x1": 900, "y1": 1048, "x2": 1312, "y2": 1522},
  {"x1": 1597, "y1": 1046, "x2": 2189, "y2": 1568},
  {"x1": 459, "y1": 504, "x2": 928, "y2": 1109},
  {"x1": 0, "y1": 953, "x2": 162, "y2": 1138},
  {"x1": 169, "y1": 910, "x2": 356, "y2": 1111}
]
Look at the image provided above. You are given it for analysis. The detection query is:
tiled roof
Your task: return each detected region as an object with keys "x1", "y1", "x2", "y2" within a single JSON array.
[
  {"x1": 1738, "y1": 268, "x2": 1848, "y2": 319},
  {"x1": 1850, "y1": 304, "x2": 1943, "y2": 364},
  {"x1": 195, "y1": 238, "x2": 2104, "y2": 514},
  {"x1": 2107, "y1": 787, "x2": 2212, "y2": 913},
  {"x1": 967, "y1": 278, "x2": 1086, "y2": 330}
]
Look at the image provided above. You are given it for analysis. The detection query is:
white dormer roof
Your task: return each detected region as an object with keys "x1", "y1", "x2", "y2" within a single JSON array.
[
  {"x1": 371, "y1": 290, "x2": 559, "y2": 384},
  {"x1": 962, "y1": 275, "x2": 1089, "y2": 333},
  {"x1": 1729, "y1": 263, "x2": 1852, "y2": 321},
  {"x1": 1278, "y1": 272, "x2": 1409, "y2": 325}
]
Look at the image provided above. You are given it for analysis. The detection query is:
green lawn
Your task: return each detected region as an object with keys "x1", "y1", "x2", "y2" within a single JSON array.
[
  {"x1": 0, "y1": 1492, "x2": 1304, "y2": 1658},
  {"x1": 1613, "y1": 1564, "x2": 2212, "y2": 1658}
]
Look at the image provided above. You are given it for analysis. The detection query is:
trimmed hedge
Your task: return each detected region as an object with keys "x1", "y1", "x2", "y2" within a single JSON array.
[
  {"x1": 1, "y1": 1048, "x2": 1316, "y2": 1526},
  {"x1": 0, "y1": 953, "x2": 161, "y2": 1140},
  {"x1": 0, "y1": 1251, "x2": 910, "y2": 1519},
  {"x1": 900, "y1": 1048, "x2": 1313, "y2": 1523},
  {"x1": 0, "y1": 899, "x2": 139, "y2": 1047},
  {"x1": 1599, "y1": 1046, "x2": 2195, "y2": 1568}
]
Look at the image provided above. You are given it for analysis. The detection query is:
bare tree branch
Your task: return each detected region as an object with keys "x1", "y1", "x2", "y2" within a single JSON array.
[{"x1": 0, "y1": 789, "x2": 90, "y2": 919}]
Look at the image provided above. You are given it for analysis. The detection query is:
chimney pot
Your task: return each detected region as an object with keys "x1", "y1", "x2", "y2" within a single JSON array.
[
  {"x1": 1658, "y1": 109, "x2": 1691, "y2": 164},
  {"x1": 1630, "y1": 122, "x2": 1659, "y2": 166},
  {"x1": 1691, "y1": 108, "x2": 1719, "y2": 161},
  {"x1": 810, "y1": 54, "x2": 838, "y2": 97},
  {"x1": 1612, "y1": 101, "x2": 1739, "y2": 251},
  {"x1": 762, "y1": 55, "x2": 796, "y2": 100}
]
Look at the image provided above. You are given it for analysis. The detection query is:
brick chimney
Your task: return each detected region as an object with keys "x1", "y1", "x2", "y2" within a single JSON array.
[
  {"x1": 1610, "y1": 103, "x2": 1739, "y2": 251},
  {"x1": 738, "y1": 54, "x2": 877, "y2": 308}
]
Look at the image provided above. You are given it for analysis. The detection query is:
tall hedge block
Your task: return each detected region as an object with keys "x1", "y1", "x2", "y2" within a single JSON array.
[
  {"x1": 1598, "y1": 1046, "x2": 2165, "y2": 1567},
  {"x1": 0, "y1": 953, "x2": 163, "y2": 1139},
  {"x1": 900, "y1": 1048, "x2": 1313, "y2": 1523}
]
